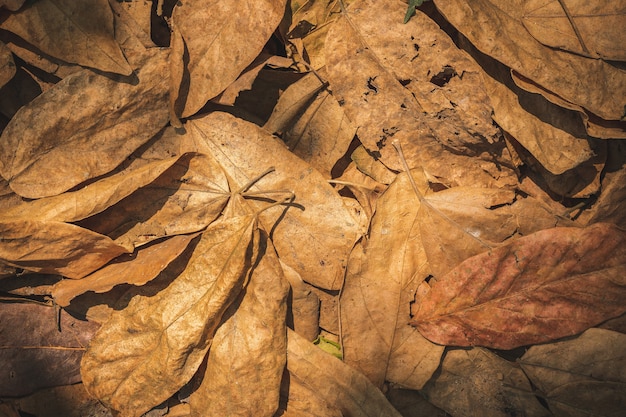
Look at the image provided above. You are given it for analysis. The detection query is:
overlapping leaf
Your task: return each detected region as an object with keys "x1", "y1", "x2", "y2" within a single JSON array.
[{"x1": 411, "y1": 222, "x2": 626, "y2": 349}]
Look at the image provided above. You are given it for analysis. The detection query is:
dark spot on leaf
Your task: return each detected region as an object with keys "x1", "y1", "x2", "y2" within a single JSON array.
[{"x1": 429, "y1": 65, "x2": 457, "y2": 87}]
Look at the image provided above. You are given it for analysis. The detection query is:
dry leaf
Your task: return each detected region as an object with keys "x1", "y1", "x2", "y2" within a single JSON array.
[
  {"x1": 0, "y1": 49, "x2": 170, "y2": 198},
  {"x1": 286, "y1": 329, "x2": 403, "y2": 417},
  {"x1": 433, "y1": 0, "x2": 626, "y2": 121},
  {"x1": 189, "y1": 236, "x2": 288, "y2": 416},
  {"x1": 169, "y1": 0, "x2": 287, "y2": 119},
  {"x1": 186, "y1": 112, "x2": 360, "y2": 290},
  {"x1": 0, "y1": 0, "x2": 132, "y2": 75},
  {"x1": 281, "y1": 259, "x2": 320, "y2": 342},
  {"x1": 411, "y1": 223, "x2": 626, "y2": 349},
  {"x1": 276, "y1": 369, "x2": 342, "y2": 417},
  {"x1": 421, "y1": 348, "x2": 551, "y2": 417},
  {"x1": 6, "y1": 383, "x2": 111, "y2": 417},
  {"x1": 341, "y1": 172, "x2": 444, "y2": 389},
  {"x1": 0, "y1": 303, "x2": 99, "y2": 397},
  {"x1": 522, "y1": 0, "x2": 626, "y2": 61},
  {"x1": 0, "y1": 41, "x2": 15, "y2": 88},
  {"x1": 0, "y1": 0, "x2": 25, "y2": 11},
  {"x1": 325, "y1": 0, "x2": 517, "y2": 189},
  {"x1": 519, "y1": 328, "x2": 626, "y2": 417},
  {"x1": 0, "y1": 220, "x2": 128, "y2": 279},
  {"x1": 81, "y1": 213, "x2": 261, "y2": 417},
  {"x1": 51, "y1": 233, "x2": 199, "y2": 307}
]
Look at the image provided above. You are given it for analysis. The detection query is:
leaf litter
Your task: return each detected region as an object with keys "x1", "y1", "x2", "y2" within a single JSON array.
[{"x1": 0, "y1": 0, "x2": 625, "y2": 416}]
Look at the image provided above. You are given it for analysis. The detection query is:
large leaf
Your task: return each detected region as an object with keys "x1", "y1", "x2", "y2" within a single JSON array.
[
  {"x1": 186, "y1": 111, "x2": 360, "y2": 290},
  {"x1": 169, "y1": 0, "x2": 287, "y2": 119},
  {"x1": 0, "y1": 0, "x2": 131, "y2": 75},
  {"x1": 411, "y1": 223, "x2": 626, "y2": 349},
  {"x1": 81, "y1": 213, "x2": 261, "y2": 416},
  {"x1": 189, "y1": 236, "x2": 288, "y2": 416},
  {"x1": 519, "y1": 328, "x2": 626, "y2": 417},
  {"x1": 0, "y1": 49, "x2": 169, "y2": 198}
]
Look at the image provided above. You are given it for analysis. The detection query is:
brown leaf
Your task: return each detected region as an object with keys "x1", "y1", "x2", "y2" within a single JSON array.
[
  {"x1": 325, "y1": 0, "x2": 517, "y2": 189},
  {"x1": 286, "y1": 329, "x2": 403, "y2": 417},
  {"x1": 411, "y1": 223, "x2": 626, "y2": 349},
  {"x1": 81, "y1": 213, "x2": 261, "y2": 417},
  {"x1": 0, "y1": 49, "x2": 170, "y2": 198},
  {"x1": 0, "y1": 220, "x2": 128, "y2": 279},
  {"x1": 433, "y1": 0, "x2": 626, "y2": 121},
  {"x1": 189, "y1": 236, "x2": 288, "y2": 416},
  {"x1": 341, "y1": 171, "x2": 444, "y2": 389},
  {"x1": 264, "y1": 71, "x2": 356, "y2": 178},
  {"x1": 0, "y1": 0, "x2": 131, "y2": 75},
  {"x1": 0, "y1": 303, "x2": 99, "y2": 397},
  {"x1": 78, "y1": 153, "x2": 231, "y2": 250},
  {"x1": 169, "y1": 0, "x2": 287, "y2": 119},
  {"x1": 421, "y1": 348, "x2": 551, "y2": 417},
  {"x1": 519, "y1": 328, "x2": 626, "y2": 417},
  {"x1": 522, "y1": 0, "x2": 626, "y2": 61},
  {"x1": 186, "y1": 112, "x2": 360, "y2": 290},
  {"x1": 0, "y1": 0, "x2": 25, "y2": 11},
  {"x1": 0, "y1": 41, "x2": 15, "y2": 88},
  {"x1": 281, "y1": 259, "x2": 320, "y2": 342},
  {"x1": 51, "y1": 233, "x2": 199, "y2": 307}
]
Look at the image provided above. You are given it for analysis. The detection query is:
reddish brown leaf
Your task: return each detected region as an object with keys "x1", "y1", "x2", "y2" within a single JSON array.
[{"x1": 411, "y1": 223, "x2": 626, "y2": 349}]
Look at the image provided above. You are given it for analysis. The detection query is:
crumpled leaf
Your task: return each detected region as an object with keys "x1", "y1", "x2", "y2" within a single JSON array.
[
  {"x1": 0, "y1": 220, "x2": 128, "y2": 279},
  {"x1": 51, "y1": 233, "x2": 199, "y2": 307},
  {"x1": 0, "y1": 303, "x2": 99, "y2": 397},
  {"x1": 264, "y1": 71, "x2": 356, "y2": 178},
  {"x1": 433, "y1": 0, "x2": 626, "y2": 121},
  {"x1": 411, "y1": 222, "x2": 626, "y2": 349},
  {"x1": 286, "y1": 329, "x2": 403, "y2": 417},
  {"x1": 189, "y1": 235, "x2": 288, "y2": 417},
  {"x1": 186, "y1": 112, "x2": 360, "y2": 290},
  {"x1": 78, "y1": 153, "x2": 231, "y2": 250},
  {"x1": 325, "y1": 0, "x2": 517, "y2": 189},
  {"x1": 522, "y1": 0, "x2": 626, "y2": 61},
  {"x1": 421, "y1": 348, "x2": 551, "y2": 417},
  {"x1": 520, "y1": 328, "x2": 626, "y2": 417},
  {"x1": 81, "y1": 213, "x2": 261, "y2": 417},
  {"x1": 0, "y1": 49, "x2": 170, "y2": 198},
  {"x1": 169, "y1": 0, "x2": 287, "y2": 119},
  {"x1": 0, "y1": 0, "x2": 132, "y2": 75}
]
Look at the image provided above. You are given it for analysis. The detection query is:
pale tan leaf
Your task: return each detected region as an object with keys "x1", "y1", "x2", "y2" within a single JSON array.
[
  {"x1": 325, "y1": 0, "x2": 517, "y2": 189},
  {"x1": 186, "y1": 112, "x2": 360, "y2": 290},
  {"x1": 522, "y1": 0, "x2": 626, "y2": 61},
  {"x1": 421, "y1": 348, "x2": 551, "y2": 417},
  {"x1": 281, "y1": 259, "x2": 320, "y2": 342},
  {"x1": 170, "y1": 0, "x2": 287, "y2": 118},
  {"x1": 350, "y1": 145, "x2": 397, "y2": 185},
  {"x1": 0, "y1": 220, "x2": 128, "y2": 279},
  {"x1": 286, "y1": 329, "x2": 403, "y2": 417},
  {"x1": 433, "y1": 0, "x2": 626, "y2": 121},
  {"x1": 276, "y1": 373, "x2": 343, "y2": 417},
  {"x1": 78, "y1": 153, "x2": 230, "y2": 250},
  {"x1": 0, "y1": 49, "x2": 170, "y2": 198},
  {"x1": 0, "y1": 0, "x2": 131, "y2": 75},
  {"x1": 0, "y1": 156, "x2": 182, "y2": 223},
  {"x1": 0, "y1": 41, "x2": 15, "y2": 88},
  {"x1": 341, "y1": 171, "x2": 444, "y2": 389},
  {"x1": 81, "y1": 214, "x2": 260, "y2": 417},
  {"x1": 332, "y1": 162, "x2": 387, "y2": 225},
  {"x1": 520, "y1": 328, "x2": 626, "y2": 417},
  {"x1": 189, "y1": 237, "x2": 288, "y2": 417},
  {"x1": 51, "y1": 233, "x2": 199, "y2": 307}
]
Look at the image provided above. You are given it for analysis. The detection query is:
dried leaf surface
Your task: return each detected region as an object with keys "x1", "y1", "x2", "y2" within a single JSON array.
[
  {"x1": 325, "y1": 0, "x2": 517, "y2": 189},
  {"x1": 189, "y1": 236, "x2": 288, "y2": 417},
  {"x1": 286, "y1": 329, "x2": 403, "y2": 417},
  {"x1": 170, "y1": 0, "x2": 287, "y2": 118},
  {"x1": 0, "y1": 0, "x2": 131, "y2": 75},
  {"x1": 0, "y1": 220, "x2": 128, "y2": 278},
  {"x1": 51, "y1": 233, "x2": 199, "y2": 307},
  {"x1": 421, "y1": 348, "x2": 551, "y2": 417},
  {"x1": 187, "y1": 112, "x2": 360, "y2": 290},
  {"x1": 433, "y1": 0, "x2": 626, "y2": 121},
  {"x1": 522, "y1": 0, "x2": 626, "y2": 61},
  {"x1": 0, "y1": 304, "x2": 99, "y2": 397},
  {"x1": 411, "y1": 223, "x2": 626, "y2": 349},
  {"x1": 0, "y1": 41, "x2": 15, "y2": 88},
  {"x1": 0, "y1": 49, "x2": 170, "y2": 198},
  {"x1": 81, "y1": 214, "x2": 260, "y2": 417},
  {"x1": 520, "y1": 328, "x2": 626, "y2": 417}
]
